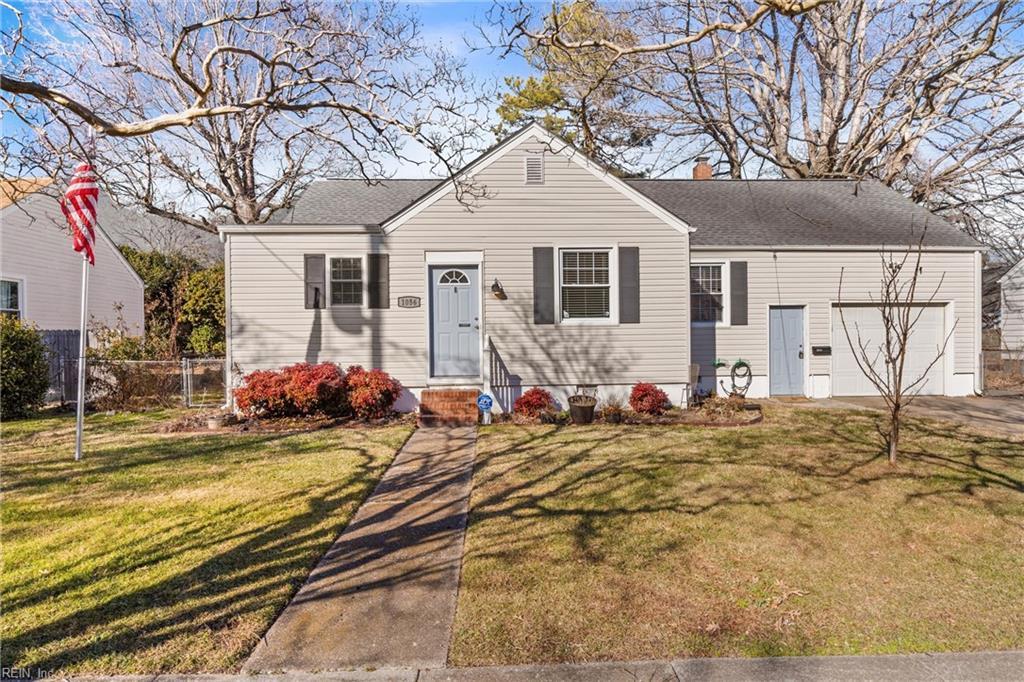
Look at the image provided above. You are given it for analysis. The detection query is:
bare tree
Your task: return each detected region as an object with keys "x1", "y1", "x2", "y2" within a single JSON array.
[
  {"x1": 1, "y1": 0, "x2": 485, "y2": 231},
  {"x1": 490, "y1": 1, "x2": 1024, "y2": 261},
  {"x1": 485, "y1": 0, "x2": 835, "y2": 173},
  {"x1": 491, "y1": 0, "x2": 835, "y2": 60},
  {"x1": 837, "y1": 231, "x2": 956, "y2": 464},
  {"x1": 656, "y1": 1, "x2": 1024, "y2": 261}
]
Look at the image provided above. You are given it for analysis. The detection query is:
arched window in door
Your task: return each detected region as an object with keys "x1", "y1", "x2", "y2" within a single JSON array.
[{"x1": 438, "y1": 269, "x2": 470, "y2": 285}]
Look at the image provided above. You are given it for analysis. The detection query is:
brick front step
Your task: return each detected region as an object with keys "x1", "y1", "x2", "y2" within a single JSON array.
[
  {"x1": 421, "y1": 403, "x2": 478, "y2": 414},
  {"x1": 417, "y1": 411, "x2": 477, "y2": 421},
  {"x1": 420, "y1": 388, "x2": 480, "y2": 425}
]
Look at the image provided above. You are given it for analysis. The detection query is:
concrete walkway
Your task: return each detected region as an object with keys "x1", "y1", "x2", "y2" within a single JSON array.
[
  {"x1": 68, "y1": 650, "x2": 1024, "y2": 681},
  {"x1": 812, "y1": 395, "x2": 1024, "y2": 438},
  {"x1": 244, "y1": 426, "x2": 477, "y2": 672}
]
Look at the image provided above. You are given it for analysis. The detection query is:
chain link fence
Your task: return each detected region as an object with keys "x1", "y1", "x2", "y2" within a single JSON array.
[{"x1": 49, "y1": 358, "x2": 226, "y2": 409}]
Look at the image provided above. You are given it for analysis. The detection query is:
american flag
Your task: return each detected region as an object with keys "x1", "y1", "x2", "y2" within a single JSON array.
[{"x1": 61, "y1": 162, "x2": 99, "y2": 265}]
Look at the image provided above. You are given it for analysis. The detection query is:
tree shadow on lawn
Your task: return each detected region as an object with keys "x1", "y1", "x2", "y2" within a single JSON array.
[
  {"x1": 3, "y1": 432, "x2": 392, "y2": 674},
  {"x1": 465, "y1": 408, "x2": 1024, "y2": 565}
]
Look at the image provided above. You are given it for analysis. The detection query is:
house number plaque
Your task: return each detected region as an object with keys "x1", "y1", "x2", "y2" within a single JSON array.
[{"x1": 398, "y1": 296, "x2": 421, "y2": 308}]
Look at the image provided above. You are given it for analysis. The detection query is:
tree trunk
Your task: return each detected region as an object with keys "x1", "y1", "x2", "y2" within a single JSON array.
[{"x1": 888, "y1": 406, "x2": 900, "y2": 464}]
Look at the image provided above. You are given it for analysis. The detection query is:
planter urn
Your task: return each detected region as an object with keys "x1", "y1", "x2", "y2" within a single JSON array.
[{"x1": 568, "y1": 396, "x2": 597, "y2": 424}]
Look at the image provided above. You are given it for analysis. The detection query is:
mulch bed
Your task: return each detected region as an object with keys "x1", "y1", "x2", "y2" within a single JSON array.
[
  {"x1": 492, "y1": 402, "x2": 764, "y2": 428},
  {"x1": 162, "y1": 411, "x2": 415, "y2": 434}
]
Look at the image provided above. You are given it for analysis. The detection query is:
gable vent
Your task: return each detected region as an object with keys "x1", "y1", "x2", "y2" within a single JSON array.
[{"x1": 525, "y1": 155, "x2": 544, "y2": 184}]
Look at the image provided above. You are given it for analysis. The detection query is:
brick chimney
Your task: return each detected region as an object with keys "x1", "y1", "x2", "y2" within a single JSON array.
[{"x1": 693, "y1": 156, "x2": 713, "y2": 180}]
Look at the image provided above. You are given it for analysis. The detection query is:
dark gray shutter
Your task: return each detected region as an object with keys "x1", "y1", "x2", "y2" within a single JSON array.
[
  {"x1": 304, "y1": 254, "x2": 325, "y2": 309},
  {"x1": 533, "y1": 247, "x2": 555, "y2": 324},
  {"x1": 730, "y1": 261, "x2": 748, "y2": 325},
  {"x1": 368, "y1": 254, "x2": 390, "y2": 309},
  {"x1": 619, "y1": 246, "x2": 640, "y2": 324}
]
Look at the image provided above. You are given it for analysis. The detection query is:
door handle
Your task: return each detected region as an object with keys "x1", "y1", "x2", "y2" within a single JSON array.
[{"x1": 799, "y1": 346, "x2": 804, "y2": 359}]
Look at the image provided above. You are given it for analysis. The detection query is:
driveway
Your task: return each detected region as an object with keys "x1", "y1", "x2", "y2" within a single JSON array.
[{"x1": 818, "y1": 395, "x2": 1024, "y2": 438}]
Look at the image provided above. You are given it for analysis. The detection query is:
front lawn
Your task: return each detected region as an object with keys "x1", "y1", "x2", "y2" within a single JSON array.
[
  {"x1": 1, "y1": 410, "x2": 413, "y2": 674},
  {"x1": 451, "y1": 405, "x2": 1024, "y2": 665}
]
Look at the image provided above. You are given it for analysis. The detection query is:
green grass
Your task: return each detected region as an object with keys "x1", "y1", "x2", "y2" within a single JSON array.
[
  {"x1": 451, "y1": 405, "x2": 1024, "y2": 665},
  {"x1": 1, "y1": 410, "x2": 413, "y2": 674}
]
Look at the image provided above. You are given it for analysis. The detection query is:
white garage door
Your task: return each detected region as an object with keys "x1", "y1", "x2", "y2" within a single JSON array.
[{"x1": 832, "y1": 305, "x2": 946, "y2": 396}]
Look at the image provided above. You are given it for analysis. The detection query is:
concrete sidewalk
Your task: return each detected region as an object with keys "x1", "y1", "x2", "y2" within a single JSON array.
[
  {"x1": 243, "y1": 426, "x2": 477, "y2": 672},
  {"x1": 67, "y1": 650, "x2": 1024, "y2": 681}
]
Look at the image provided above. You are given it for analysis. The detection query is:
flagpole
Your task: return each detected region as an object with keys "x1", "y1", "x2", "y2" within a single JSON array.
[
  {"x1": 73, "y1": 127, "x2": 96, "y2": 462},
  {"x1": 74, "y1": 252, "x2": 89, "y2": 461}
]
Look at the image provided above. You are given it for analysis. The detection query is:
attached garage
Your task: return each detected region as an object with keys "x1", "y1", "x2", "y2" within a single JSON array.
[{"x1": 831, "y1": 304, "x2": 948, "y2": 396}]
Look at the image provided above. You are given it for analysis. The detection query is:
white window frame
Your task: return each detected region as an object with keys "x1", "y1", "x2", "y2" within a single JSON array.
[
  {"x1": 556, "y1": 245, "x2": 619, "y2": 326},
  {"x1": 327, "y1": 254, "x2": 367, "y2": 308},
  {"x1": 0, "y1": 277, "x2": 26, "y2": 319},
  {"x1": 690, "y1": 259, "x2": 730, "y2": 327}
]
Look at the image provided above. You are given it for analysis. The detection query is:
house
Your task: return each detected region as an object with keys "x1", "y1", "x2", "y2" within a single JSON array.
[
  {"x1": 998, "y1": 259, "x2": 1024, "y2": 357},
  {"x1": 219, "y1": 124, "x2": 984, "y2": 412},
  {"x1": 1, "y1": 179, "x2": 145, "y2": 337}
]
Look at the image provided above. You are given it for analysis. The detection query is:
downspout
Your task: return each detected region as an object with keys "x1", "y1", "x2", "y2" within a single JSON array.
[
  {"x1": 975, "y1": 250, "x2": 984, "y2": 396},
  {"x1": 221, "y1": 230, "x2": 234, "y2": 410}
]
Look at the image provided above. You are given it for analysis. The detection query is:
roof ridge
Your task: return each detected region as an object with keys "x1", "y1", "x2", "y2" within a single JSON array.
[
  {"x1": 318, "y1": 177, "x2": 442, "y2": 182},
  {"x1": 626, "y1": 177, "x2": 868, "y2": 183}
]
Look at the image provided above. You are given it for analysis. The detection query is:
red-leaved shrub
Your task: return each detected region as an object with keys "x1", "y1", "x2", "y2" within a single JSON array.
[
  {"x1": 514, "y1": 387, "x2": 556, "y2": 417},
  {"x1": 629, "y1": 382, "x2": 669, "y2": 414},
  {"x1": 282, "y1": 362, "x2": 347, "y2": 415},
  {"x1": 234, "y1": 362, "x2": 346, "y2": 417},
  {"x1": 234, "y1": 369, "x2": 291, "y2": 416},
  {"x1": 344, "y1": 365, "x2": 402, "y2": 420}
]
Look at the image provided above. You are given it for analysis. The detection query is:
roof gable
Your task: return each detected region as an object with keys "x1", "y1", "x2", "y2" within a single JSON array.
[
  {"x1": 999, "y1": 258, "x2": 1024, "y2": 284},
  {"x1": 381, "y1": 123, "x2": 694, "y2": 236}
]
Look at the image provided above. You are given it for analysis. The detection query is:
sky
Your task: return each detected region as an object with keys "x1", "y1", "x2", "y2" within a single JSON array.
[{"x1": 1, "y1": 0, "x2": 539, "y2": 178}]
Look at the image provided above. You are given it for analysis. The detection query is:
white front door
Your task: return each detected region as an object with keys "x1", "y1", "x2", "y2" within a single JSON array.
[{"x1": 430, "y1": 266, "x2": 480, "y2": 377}]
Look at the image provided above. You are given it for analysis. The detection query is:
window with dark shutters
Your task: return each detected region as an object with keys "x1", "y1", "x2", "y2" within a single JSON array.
[
  {"x1": 304, "y1": 254, "x2": 326, "y2": 309},
  {"x1": 690, "y1": 264, "x2": 724, "y2": 322},
  {"x1": 560, "y1": 249, "x2": 611, "y2": 319},
  {"x1": 367, "y1": 254, "x2": 390, "y2": 309},
  {"x1": 533, "y1": 247, "x2": 555, "y2": 324},
  {"x1": 730, "y1": 261, "x2": 748, "y2": 325},
  {"x1": 619, "y1": 247, "x2": 640, "y2": 324}
]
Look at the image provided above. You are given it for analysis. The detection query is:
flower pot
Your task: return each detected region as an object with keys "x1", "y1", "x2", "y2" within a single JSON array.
[
  {"x1": 568, "y1": 398, "x2": 597, "y2": 425},
  {"x1": 604, "y1": 411, "x2": 623, "y2": 424}
]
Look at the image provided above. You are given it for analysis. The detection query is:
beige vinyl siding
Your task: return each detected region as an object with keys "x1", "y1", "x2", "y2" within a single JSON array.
[
  {"x1": 1001, "y1": 264, "x2": 1024, "y2": 354},
  {"x1": 228, "y1": 139, "x2": 690, "y2": 391},
  {"x1": 0, "y1": 195, "x2": 144, "y2": 335},
  {"x1": 690, "y1": 248, "x2": 978, "y2": 386}
]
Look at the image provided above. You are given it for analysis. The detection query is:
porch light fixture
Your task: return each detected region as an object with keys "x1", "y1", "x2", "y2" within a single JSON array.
[{"x1": 491, "y1": 278, "x2": 507, "y2": 300}]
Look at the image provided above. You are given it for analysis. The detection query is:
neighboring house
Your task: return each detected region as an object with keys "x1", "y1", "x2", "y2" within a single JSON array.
[
  {"x1": 220, "y1": 124, "x2": 984, "y2": 411},
  {"x1": 982, "y1": 262, "x2": 1008, "y2": 330},
  {"x1": 99, "y1": 203, "x2": 223, "y2": 265},
  {"x1": 1, "y1": 179, "x2": 145, "y2": 337},
  {"x1": 998, "y1": 259, "x2": 1024, "y2": 357}
]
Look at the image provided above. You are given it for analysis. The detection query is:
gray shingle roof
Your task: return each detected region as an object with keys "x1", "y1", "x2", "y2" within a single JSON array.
[
  {"x1": 270, "y1": 179, "x2": 440, "y2": 225},
  {"x1": 95, "y1": 197, "x2": 223, "y2": 262},
  {"x1": 272, "y1": 176, "x2": 981, "y2": 249},
  {"x1": 625, "y1": 178, "x2": 980, "y2": 248},
  {"x1": 5, "y1": 191, "x2": 223, "y2": 262}
]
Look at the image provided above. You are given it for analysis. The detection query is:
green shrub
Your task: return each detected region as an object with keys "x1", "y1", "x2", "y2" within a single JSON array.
[
  {"x1": 187, "y1": 324, "x2": 225, "y2": 356},
  {"x1": 181, "y1": 265, "x2": 225, "y2": 355},
  {"x1": 0, "y1": 316, "x2": 50, "y2": 418}
]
